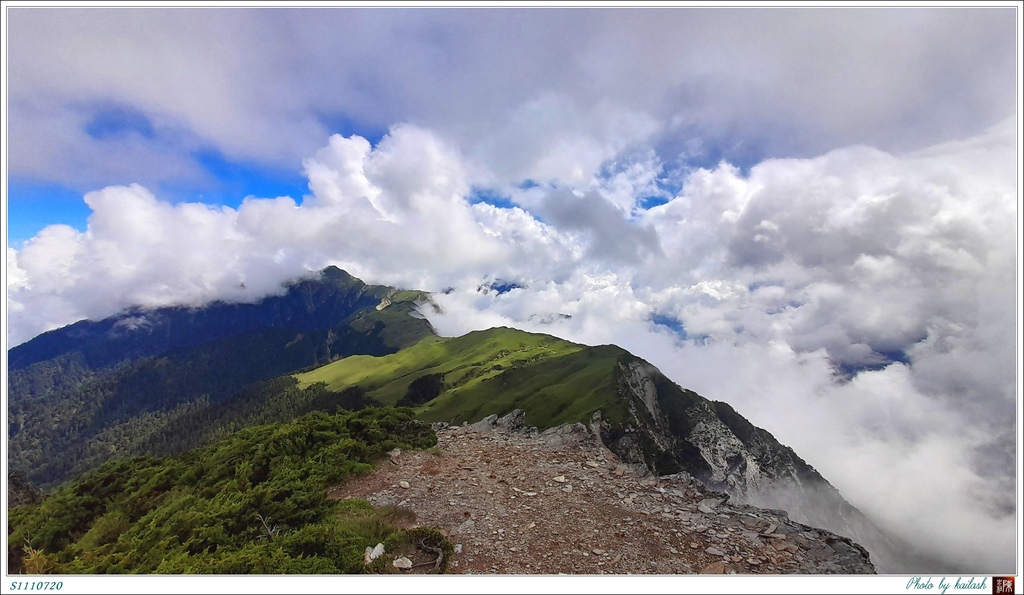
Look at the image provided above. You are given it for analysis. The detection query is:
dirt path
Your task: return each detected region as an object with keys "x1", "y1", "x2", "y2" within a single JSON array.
[{"x1": 329, "y1": 418, "x2": 874, "y2": 575}]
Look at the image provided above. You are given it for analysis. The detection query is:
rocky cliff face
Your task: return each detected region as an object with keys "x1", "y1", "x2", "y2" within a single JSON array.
[{"x1": 594, "y1": 357, "x2": 898, "y2": 571}]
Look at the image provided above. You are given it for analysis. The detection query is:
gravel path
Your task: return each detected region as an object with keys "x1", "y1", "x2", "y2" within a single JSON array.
[{"x1": 329, "y1": 420, "x2": 874, "y2": 575}]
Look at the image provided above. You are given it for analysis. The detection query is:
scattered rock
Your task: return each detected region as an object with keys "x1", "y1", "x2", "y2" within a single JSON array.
[
  {"x1": 705, "y1": 547, "x2": 726, "y2": 557},
  {"x1": 700, "y1": 561, "x2": 727, "y2": 574},
  {"x1": 553, "y1": 475, "x2": 567, "y2": 483},
  {"x1": 791, "y1": 535, "x2": 814, "y2": 549},
  {"x1": 807, "y1": 545, "x2": 835, "y2": 561},
  {"x1": 392, "y1": 556, "x2": 413, "y2": 569},
  {"x1": 471, "y1": 414, "x2": 499, "y2": 431},
  {"x1": 697, "y1": 498, "x2": 722, "y2": 514},
  {"x1": 495, "y1": 409, "x2": 528, "y2": 432},
  {"x1": 399, "y1": 480, "x2": 410, "y2": 489},
  {"x1": 364, "y1": 543, "x2": 385, "y2": 564},
  {"x1": 538, "y1": 422, "x2": 593, "y2": 447}
]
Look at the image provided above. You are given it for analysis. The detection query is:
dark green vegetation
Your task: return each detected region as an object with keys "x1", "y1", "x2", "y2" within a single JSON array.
[
  {"x1": 7, "y1": 408, "x2": 449, "y2": 574},
  {"x1": 8, "y1": 267, "x2": 433, "y2": 487}
]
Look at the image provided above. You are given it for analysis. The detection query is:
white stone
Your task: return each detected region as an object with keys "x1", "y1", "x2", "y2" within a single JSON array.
[{"x1": 392, "y1": 556, "x2": 413, "y2": 569}]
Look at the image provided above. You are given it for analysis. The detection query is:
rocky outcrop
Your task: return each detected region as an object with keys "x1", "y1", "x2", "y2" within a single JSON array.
[
  {"x1": 465, "y1": 367, "x2": 890, "y2": 570},
  {"x1": 595, "y1": 357, "x2": 896, "y2": 571}
]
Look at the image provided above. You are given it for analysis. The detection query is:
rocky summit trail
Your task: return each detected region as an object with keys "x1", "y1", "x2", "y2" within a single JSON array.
[{"x1": 329, "y1": 412, "x2": 875, "y2": 575}]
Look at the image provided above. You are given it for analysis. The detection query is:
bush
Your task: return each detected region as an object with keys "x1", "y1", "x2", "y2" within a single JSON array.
[{"x1": 7, "y1": 408, "x2": 441, "y2": 574}]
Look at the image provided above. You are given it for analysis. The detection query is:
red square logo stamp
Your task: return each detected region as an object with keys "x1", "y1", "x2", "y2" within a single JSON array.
[{"x1": 993, "y1": 576, "x2": 1015, "y2": 594}]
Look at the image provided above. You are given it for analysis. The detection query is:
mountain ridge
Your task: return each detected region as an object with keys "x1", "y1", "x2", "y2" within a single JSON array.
[{"x1": 292, "y1": 319, "x2": 897, "y2": 569}]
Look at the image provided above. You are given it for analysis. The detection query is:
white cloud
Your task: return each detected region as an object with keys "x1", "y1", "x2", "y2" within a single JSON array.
[
  {"x1": 5, "y1": 124, "x2": 571, "y2": 342},
  {"x1": 5, "y1": 112, "x2": 1017, "y2": 574}
]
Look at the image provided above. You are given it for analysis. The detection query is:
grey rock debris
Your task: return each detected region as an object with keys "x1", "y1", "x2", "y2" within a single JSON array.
[{"x1": 328, "y1": 416, "x2": 875, "y2": 575}]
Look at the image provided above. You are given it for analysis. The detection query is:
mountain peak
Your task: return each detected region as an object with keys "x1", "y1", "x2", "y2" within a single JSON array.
[{"x1": 319, "y1": 265, "x2": 357, "y2": 283}]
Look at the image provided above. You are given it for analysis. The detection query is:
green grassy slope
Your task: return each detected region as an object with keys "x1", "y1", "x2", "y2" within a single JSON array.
[{"x1": 295, "y1": 327, "x2": 631, "y2": 429}]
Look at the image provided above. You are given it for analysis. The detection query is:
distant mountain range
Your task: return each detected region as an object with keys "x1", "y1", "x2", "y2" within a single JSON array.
[{"x1": 7, "y1": 266, "x2": 912, "y2": 571}]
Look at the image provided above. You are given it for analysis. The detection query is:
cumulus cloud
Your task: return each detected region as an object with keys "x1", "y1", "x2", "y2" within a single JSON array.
[{"x1": 5, "y1": 124, "x2": 581, "y2": 342}]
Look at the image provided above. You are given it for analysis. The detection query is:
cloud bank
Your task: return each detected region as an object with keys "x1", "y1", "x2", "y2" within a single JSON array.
[
  {"x1": 7, "y1": 117, "x2": 1017, "y2": 572},
  {"x1": 6, "y1": 8, "x2": 1016, "y2": 193}
]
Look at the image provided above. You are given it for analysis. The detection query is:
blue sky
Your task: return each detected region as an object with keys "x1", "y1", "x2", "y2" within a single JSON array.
[
  {"x1": 3, "y1": 5, "x2": 1021, "y2": 577},
  {"x1": 8, "y1": 160, "x2": 309, "y2": 247}
]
